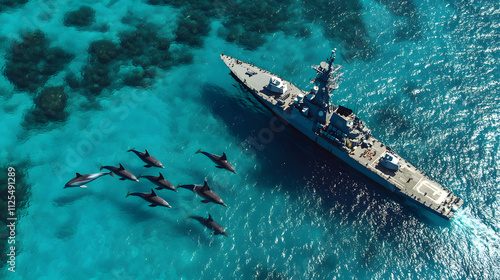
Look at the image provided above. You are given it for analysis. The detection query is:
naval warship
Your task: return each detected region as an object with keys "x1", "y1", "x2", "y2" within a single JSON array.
[{"x1": 221, "y1": 51, "x2": 463, "y2": 220}]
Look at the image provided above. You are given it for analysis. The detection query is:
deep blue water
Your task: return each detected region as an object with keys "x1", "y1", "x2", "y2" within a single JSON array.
[{"x1": 1, "y1": 0, "x2": 499, "y2": 279}]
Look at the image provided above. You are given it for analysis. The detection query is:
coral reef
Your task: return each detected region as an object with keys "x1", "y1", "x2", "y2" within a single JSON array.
[
  {"x1": 303, "y1": 0, "x2": 376, "y2": 61},
  {"x1": 119, "y1": 22, "x2": 173, "y2": 68},
  {"x1": 32, "y1": 86, "x2": 68, "y2": 122},
  {"x1": 89, "y1": 40, "x2": 119, "y2": 64},
  {"x1": 375, "y1": 0, "x2": 421, "y2": 41},
  {"x1": 63, "y1": 6, "x2": 96, "y2": 28},
  {"x1": 81, "y1": 60, "x2": 112, "y2": 95},
  {"x1": 148, "y1": 0, "x2": 375, "y2": 58},
  {"x1": 4, "y1": 30, "x2": 74, "y2": 93},
  {"x1": 77, "y1": 23, "x2": 175, "y2": 94},
  {"x1": 79, "y1": 40, "x2": 117, "y2": 95},
  {"x1": 219, "y1": 0, "x2": 293, "y2": 50},
  {"x1": 0, "y1": 0, "x2": 29, "y2": 12},
  {"x1": 175, "y1": 10, "x2": 211, "y2": 47},
  {"x1": 147, "y1": 0, "x2": 294, "y2": 50}
]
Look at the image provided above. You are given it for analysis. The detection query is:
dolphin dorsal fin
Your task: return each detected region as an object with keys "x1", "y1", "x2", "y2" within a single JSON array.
[
  {"x1": 220, "y1": 152, "x2": 227, "y2": 161},
  {"x1": 208, "y1": 214, "x2": 213, "y2": 221},
  {"x1": 76, "y1": 173, "x2": 82, "y2": 177},
  {"x1": 119, "y1": 163, "x2": 125, "y2": 170},
  {"x1": 151, "y1": 189, "x2": 157, "y2": 196},
  {"x1": 145, "y1": 149, "x2": 150, "y2": 156},
  {"x1": 202, "y1": 181, "x2": 210, "y2": 191},
  {"x1": 158, "y1": 172, "x2": 164, "y2": 179}
]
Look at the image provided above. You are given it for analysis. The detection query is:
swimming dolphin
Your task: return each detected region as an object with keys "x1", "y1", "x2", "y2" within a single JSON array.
[
  {"x1": 64, "y1": 171, "x2": 114, "y2": 188},
  {"x1": 100, "y1": 163, "x2": 139, "y2": 182},
  {"x1": 195, "y1": 149, "x2": 236, "y2": 174},
  {"x1": 138, "y1": 172, "x2": 177, "y2": 192},
  {"x1": 128, "y1": 148, "x2": 164, "y2": 168},
  {"x1": 189, "y1": 214, "x2": 229, "y2": 237},
  {"x1": 126, "y1": 189, "x2": 171, "y2": 208},
  {"x1": 177, "y1": 180, "x2": 227, "y2": 207}
]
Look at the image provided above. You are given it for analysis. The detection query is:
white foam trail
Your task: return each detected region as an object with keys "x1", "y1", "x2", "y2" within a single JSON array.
[{"x1": 452, "y1": 209, "x2": 500, "y2": 251}]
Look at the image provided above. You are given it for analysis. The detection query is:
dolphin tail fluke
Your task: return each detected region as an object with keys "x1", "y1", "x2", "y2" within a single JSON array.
[
  {"x1": 137, "y1": 174, "x2": 142, "y2": 179},
  {"x1": 176, "y1": 184, "x2": 182, "y2": 189},
  {"x1": 195, "y1": 149, "x2": 201, "y2": 154},
  {"x1": 126, "y1": 192, "x2": 130, "y2": 198},
  {"x1": 109, "y1": 171, "x2": 115, "y2": 177},
  {"x1": 100, "y1": 166, "x2": 104, "y2": 171},
  {"x1": 127, "y1": 148, "x2": 135, "y2": 152}
]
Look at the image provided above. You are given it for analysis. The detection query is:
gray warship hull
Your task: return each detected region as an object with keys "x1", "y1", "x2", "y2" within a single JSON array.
[{"x1": 221, "y1": 53, "x2": 463, "y2": 220}]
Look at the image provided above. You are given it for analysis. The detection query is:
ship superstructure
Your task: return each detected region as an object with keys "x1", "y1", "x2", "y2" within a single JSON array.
[{"x1": 220, "y1": 51, "x2": 463, "y2": 220}]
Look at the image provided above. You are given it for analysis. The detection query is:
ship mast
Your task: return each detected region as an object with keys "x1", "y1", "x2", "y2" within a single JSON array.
[{"x1": 311, "y1": 50, "x2": 343, "y2": 123}]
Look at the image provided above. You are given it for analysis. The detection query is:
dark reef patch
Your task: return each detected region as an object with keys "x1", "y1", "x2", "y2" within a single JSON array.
[
  {"x1": 119, "y1": 22, "x2": 173, "y2": 68},
  {"x1": 79, "y1": 40, "x2": 117, "y2": 95},
  {"x1": 148, "y1": 0, "x2": 295, "y2": 50},
  {"x1": 122, "y1": 68, "x2": 157, "y2": 87},
  {"x1": 0, "y1": 0, "x2": 29, "y2": 12},
  {"x1": 303, "y1": 0, "x2": 376, "y2": 61},
  {"x1": 63, "y1": 6, "x2": 96, "y2": 28},
  {"x1": 4, "y1": 30, "x2": 74, "y2": 93},
  {"x1": 149, "y1": 0, "x2": 376, "y2": 59},
  {"x1": 375, "y1": 0, "x2": 421, "y2": 41},
  {"x1": 402, "y1": 80, "x2": 427, "y2": 102},
  {"x1": 34, "y1": 86, "x2": 68, "y2": 121},
  {"x1": 175, "y1": 10, "x2": 211, "y2": 47},
  {"x1": 81, "y1": 61, "x2": 112, "y2": 95},
  {"x1": 219, "y1": 0, "x2": 294, "y2": 50},
  {"x1": 89, "y1": 40, "x2": 120, "y2": 64},
  {"x1": 374, "y1": 104, "x2": 412, "y2": 134},
  {"x1": 73, "y1": 22, "x2": 178, "y2": 96},
  {"x1": 24, "y1": 86, "x2": 68, "y2": 126}
]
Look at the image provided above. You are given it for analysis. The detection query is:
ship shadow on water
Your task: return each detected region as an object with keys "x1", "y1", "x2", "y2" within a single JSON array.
[{"x1": 200, "y1": 83, "x2": 444, "y2": 232}]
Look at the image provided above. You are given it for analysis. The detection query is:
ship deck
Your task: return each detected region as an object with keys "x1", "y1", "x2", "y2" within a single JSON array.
[
  {"x1": 221, "y1": 53, "x2": 463, "y2": 220},
  {"x1": 348, "y1": 136, "x2": 463, "y2": 218},
  {"x1": 221, "y1": 54, "x2": 300, "y2": 111}
]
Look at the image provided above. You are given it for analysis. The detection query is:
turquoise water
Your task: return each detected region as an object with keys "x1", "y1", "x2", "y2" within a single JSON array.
[{"x1": 1, "y1": 0, "x2": 499, "y2": 279}]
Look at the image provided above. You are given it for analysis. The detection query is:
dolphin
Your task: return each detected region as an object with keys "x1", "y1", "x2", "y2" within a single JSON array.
[
  {"x1": 138, "y1": 172, "x2": 177, "y2": 192},
  {"x1": 64, "y1": 171, "x2": 114, "y2": 188},
  {"x1": 128, "y1": 148, "x2": 164, "y2": 168},
  {"x1": 177, "y1": 180, "x2": 227, "y2": 207},
  {"x1": 100, "y1": 163, "x2": 139, "y2": 182},
  {"x1": 126, "y1": 189, "x2": 171, "y2": 208},
  {"x1": 189, "y1": 214, "x2": 229, "y2": 237},
  {"x1": 195, "y1": 149, "x2": 236, "y2": 174}
]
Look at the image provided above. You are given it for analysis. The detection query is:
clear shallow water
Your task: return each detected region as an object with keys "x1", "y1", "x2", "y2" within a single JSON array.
[{"x1": 0, "y1": 0, "x2": 499, "y2": 279}]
